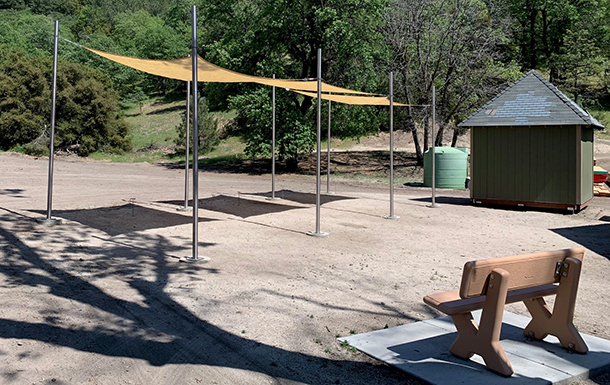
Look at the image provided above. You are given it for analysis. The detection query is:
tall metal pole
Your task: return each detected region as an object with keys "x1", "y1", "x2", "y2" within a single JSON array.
[
  {"x1": 326, "y1": 95, "x2": 331, "y2": 193},
  {"x1": 181, "y1": 5, "x2": 209, "y2": 262},
  {"x1": 384, "y1": 72, "x2": 399, "y2": 219},
  {"x1": 307, "y1": 48, "x2": 328, "y2": 237},
  {"x1": 271, "y1": 74, "x2": 278, "y2": 199},
  {"x1": 39, "y1": 20, "x2": 61, "y2": 226},
  {"x1": 178, "y1": 79, "x2": 192, "y2": 211},
  {"x1": 430, "y1": 85, "x2": 438, "y2": 208}
]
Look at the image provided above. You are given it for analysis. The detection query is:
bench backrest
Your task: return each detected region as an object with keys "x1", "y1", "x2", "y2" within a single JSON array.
[{"x1": 459, "y1": 248, "x2": 585, "y2": 299}]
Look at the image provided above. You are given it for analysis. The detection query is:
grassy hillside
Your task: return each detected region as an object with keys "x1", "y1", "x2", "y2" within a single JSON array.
[{"x1": 90, "y1": 98, "x2": 243, "y2": 163}]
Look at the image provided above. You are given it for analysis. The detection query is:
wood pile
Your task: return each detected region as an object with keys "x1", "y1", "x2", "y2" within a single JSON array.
[{"x1": 593, "y1": 159, "x2": 610, "y2": 197}]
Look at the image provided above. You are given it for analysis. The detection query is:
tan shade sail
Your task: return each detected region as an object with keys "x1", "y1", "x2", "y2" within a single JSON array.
[
  {"x1": 294, "y1": 90, "x2": 412, "y2": 106},
  {"x1": 84, "y1": 47, "x2": 373, "y2": 95}
]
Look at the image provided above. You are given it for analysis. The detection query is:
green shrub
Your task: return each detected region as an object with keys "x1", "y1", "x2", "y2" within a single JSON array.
[
  {"x1": 22, "y1": 134, "x2": 49, "y2": 156},
  {"x1": 0, "y1": 50, "x2": 131, "y2": 155},
  {"x1": 174, "y1": 97, "x2": 221, "y2": 155}
]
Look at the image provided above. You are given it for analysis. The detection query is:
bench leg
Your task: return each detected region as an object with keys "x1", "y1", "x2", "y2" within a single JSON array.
[
  {"x1": 449, "y1": 269, "x2": 513, "y2": 377},
  {"x1": 523, "y1": 257, "x2": 588, "y2": 353}
]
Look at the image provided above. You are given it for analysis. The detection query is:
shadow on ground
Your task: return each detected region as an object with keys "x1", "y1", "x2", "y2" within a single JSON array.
[
  {"x1": 248, "y1": 190, "x2": 357, "y2": 206},
  {"x1": 0, "y1": 212, "x2": 416, "y2": 385},
  {"x1": 28, "y1": 204, "x2": 216, "y2": 237},
  {"x1": 410, "y1": 196, "x2": 472, "y2": 206},
  {"x1": 551, "y1": 223, "x2": 610, "y2": 260},
  {"x1": 161, "y1": 194, "x2": 310, "y2": 219},
  {"x1": 0, "y1": 189, "x2": 26, "y2": 198}
]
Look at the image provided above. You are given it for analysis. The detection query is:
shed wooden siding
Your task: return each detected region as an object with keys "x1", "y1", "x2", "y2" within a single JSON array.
[
  {"x1": 581, "y1": 126, "x2": 594, "y2": 203},
  {"x1": 472, "y1": 125, "x2": 579, "y2": 205}
]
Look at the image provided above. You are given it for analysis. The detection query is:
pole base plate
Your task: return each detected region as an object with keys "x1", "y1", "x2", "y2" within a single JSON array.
[
  {"x1": 428, "y1": 203, "x2": 440, "y2": 208},
  {"x1": 306, "y1": 231, "x2": 329, "y2": 238},
  {"x1": 37, "y1": 217, "x2": 62, "y2": 226},
  {"x1": 266, "y1": 197, "x2": 282, "y2": 201},
  {"x1": 383, "y1": 215, "x2": 400, "y2": 220},
  {"x1": 176, "y1": 206, "x2": 193, "y2": 211},
  {"x1": 179, "y1": 256, "x2": 211, "y2": 263}
]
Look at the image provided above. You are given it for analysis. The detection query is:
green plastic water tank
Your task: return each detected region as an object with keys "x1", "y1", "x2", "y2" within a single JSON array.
[{"x1": 423, "y1": 147, "x2": 468, "y2": 189}]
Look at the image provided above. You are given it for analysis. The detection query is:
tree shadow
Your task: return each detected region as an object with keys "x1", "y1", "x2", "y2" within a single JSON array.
[
  {"x1": 28, "y1": 204, "x2": 217, "y2": 237},
  {"x1": 146, "y1": 104, "x2": 185, "y2": 115},
  {"x1": 0, "y1": 189, "x2": 27, "y2": 198},
  {"x1": 0, "y1": 212, "x2": 415, "y2": 384},
  {"x1": 550, "y1": 223, "x2": 610, "y2": 260}
]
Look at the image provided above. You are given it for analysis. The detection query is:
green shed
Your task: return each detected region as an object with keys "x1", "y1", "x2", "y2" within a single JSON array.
[{"x1": 458, "y1": 70, "x2": 604, "y2": 211}]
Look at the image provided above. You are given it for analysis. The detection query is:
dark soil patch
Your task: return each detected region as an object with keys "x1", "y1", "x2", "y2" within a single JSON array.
[{"x1": 194, "y1": 150, "x2": 422, "y2": 179}]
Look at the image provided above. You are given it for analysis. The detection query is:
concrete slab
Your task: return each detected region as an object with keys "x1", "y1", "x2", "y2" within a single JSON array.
[{"x1": 339, "y1": 311, "x2": 610, "y2": 385}]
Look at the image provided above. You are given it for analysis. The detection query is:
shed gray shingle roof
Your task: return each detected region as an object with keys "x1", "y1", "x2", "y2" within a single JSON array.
[{"x1": 458, "y1": 70, "x2": 604, "y2": 128}]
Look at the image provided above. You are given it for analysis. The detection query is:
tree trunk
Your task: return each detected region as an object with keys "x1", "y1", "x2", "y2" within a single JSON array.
[
  {"x1": 423, "y1": 115, "x2": 430, "y2": 152},
  {"x1": 435, "y1": 121, "x2": 444, "y2": 147},
  {"x1": 528, "y1": 6, "x2": 538, "y2": 69},
  {"x1": 451, "y1": 126, "x2": 460, "y2": 147},
  {"x1": 403, "y1": 117, "x2": 423, "y2": 166}
]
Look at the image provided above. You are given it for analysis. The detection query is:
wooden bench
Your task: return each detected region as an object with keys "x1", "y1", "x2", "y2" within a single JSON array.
[{"x1": 423, "y1": 248, "x2": 588, "y2": 377}]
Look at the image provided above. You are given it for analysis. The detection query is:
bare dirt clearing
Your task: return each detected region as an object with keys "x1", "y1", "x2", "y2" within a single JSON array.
[{"x1": 1, "y1": 151, "x2": 609, "y2": 385}]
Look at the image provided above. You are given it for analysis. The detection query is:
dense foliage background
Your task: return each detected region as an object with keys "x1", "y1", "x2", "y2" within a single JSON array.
[{"x1": 1, "y1": 0, "x2": 609, "y2": 164}]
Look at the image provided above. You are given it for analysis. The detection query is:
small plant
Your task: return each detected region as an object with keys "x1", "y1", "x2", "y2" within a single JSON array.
[
  {"x1": 314, "y1": 339, "x2": 322, "y2": 344},
  {"x1": 340, "y1": 340, "x2": 350, "y2": 348},
  {"x1": 324, "y1": 347, "x2": 332, "y2": 354},
  {"x1": 350, "y1": 329, "x2": 357, "y2": 335},
  {"x1": 175, "y1": 97, "x2": 220, "y2": 155},
  {"x1": 241, "y1": 330, "x2": 246, "y2": 334},
  {"x1": 335, "y1": 333, "x2": 342, "y2": 338}
]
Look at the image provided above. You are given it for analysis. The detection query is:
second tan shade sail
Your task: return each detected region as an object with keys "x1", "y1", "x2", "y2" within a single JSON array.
[{"x1": 293, "y1": 90, "x2": 414, "y2": 106}]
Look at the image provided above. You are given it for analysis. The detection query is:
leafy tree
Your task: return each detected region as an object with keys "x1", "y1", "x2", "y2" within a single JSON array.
[
  {"x1": 175, "y1": 97, "x2": 221, "y2": 155},
  {"x1": 0, "y1": 0, "x2": 26, "y2": 10},
  {"x1": 0, "y1": 49, "x2": 130, "y2": 155},
  {"x1": 504, "y1": 0, "x2": 608, "y2": 79},
  {"x1": 228, "y1": 87, "x2": 315, "y2": 170},
  {"x1": 112, "y1": 9, "x2": 188, "y2": 94},
  {"x1": 0, "y1": 51, "x2": 49, "y2": 149},
  {"x1": 201, "y1": 0, "x2": 388, "y2": 166},
  {"x1": 0, "y1": 10, "x2": 59, "y2": 56},
  {"x1": 383, "y1": 0, "x2": 520, "y2": 164},
  {"x1": 553, "y1": 29, "x2": 608, "y2": 105},
  {"x1": 62, "y1": 32, "x2": 143, "y2": 99},
  {"x1": 24, "y1": 0, "x2": 80, "y2": 16},
  {"x1": 70, "y1": 5, "x2": 112, "y2": 37},
  {"x1": 53, "y1": 60, "x2": 131, "y2": 155}
]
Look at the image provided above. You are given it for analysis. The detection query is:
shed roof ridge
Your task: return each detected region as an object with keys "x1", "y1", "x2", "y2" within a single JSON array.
[
  {"x1": 458, "y1": 69, "x2": 604, "y2": 128},
  {"x1": 457, "y1": 72, "x2": 527, "y2": 125},
  {"x1": 528, "y1": 70, "x2": 592, "y2": 125}
]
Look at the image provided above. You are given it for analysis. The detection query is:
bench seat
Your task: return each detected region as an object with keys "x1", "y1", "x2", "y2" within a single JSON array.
[
  {"x1": 422, "y1": 248, "x2": 587, "y2": 377},
  {"x1": 424, "y1": 283, "x2": 559, "y2": 315}
]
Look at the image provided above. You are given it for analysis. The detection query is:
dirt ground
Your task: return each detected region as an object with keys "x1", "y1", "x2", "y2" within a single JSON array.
[{"x1": 1, "y1": 145, "x2": 610, "y2": 385}]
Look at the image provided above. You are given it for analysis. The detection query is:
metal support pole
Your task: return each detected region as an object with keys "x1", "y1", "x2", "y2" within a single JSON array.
[
  {"x1": 384, "y1": 72, "x2": 399, "y2": 219},
  {"x1": 326, "y1": 95, "x2": 331, "y2": 194},
  {"x1": 178, "y1": 79, "x2": 192, "y2": 211},
  {"x1": 181, "y1": 5, "x2": 210, "y2": 262},
  {"x1": 39, "y1": 20, "x2": 61, "y2": 226},
  {"x1": 269, "y1": 74, "x2": 279, "y2": 200},
  {"x1": 307, "y1": 48, "x2": 328, "y2": 237},
  {"x1": 430, "y1": 85, "x2": 439, "y2": 208}
]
